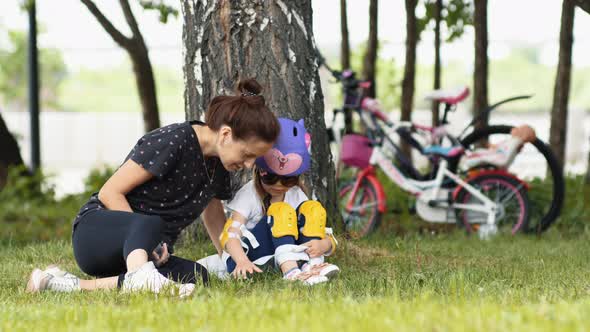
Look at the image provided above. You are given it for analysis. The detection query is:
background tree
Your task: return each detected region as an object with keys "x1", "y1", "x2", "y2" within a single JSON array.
[
  {"x1": 573, "y1": 1, "x2": 590, "y2": 183},
  {"x1": 0, "y1": 30, "x2": 67, "y2": 111},
  {"x1": 0, "y1": 113, "x2": 26, "y2": 189},
  {"x1": 574, "y1": 0, "x2": 590, "y2": 13},
  {"x1": 400, "y1": 0, "x2": 418, "y2": 159},
  {"x1": 473, "y1": 0, "x2": 489, "y2": 131},
  {"x1": 549, "y1": 0, "x2": 576, "y2": 170},
  {"x1": 362, "y1": 0, "x2": 378, "y2": 98},
  {"x1": 340, "y1": 0, "x2": 353, "y2": 134},
  {"x1": 418, "y1": 0, "x2": 473, "y2": 126},
  {"x1": 80, "y1": 0, "x2": 178, "y2": 132},
  {"x1": 0, "y1": 29, "x2": 66, "y2": 187},
  {"x1": 181, "y1": 0, "x2": 341, "y2": 229}
]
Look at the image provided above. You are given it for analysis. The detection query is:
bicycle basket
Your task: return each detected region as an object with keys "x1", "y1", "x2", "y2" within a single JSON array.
[{"x1": 341, "y1": 134, "x2": 373, "y2": 169}]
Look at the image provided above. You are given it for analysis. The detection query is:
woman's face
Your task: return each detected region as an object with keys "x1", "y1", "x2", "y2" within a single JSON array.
[{"x1": 216, "y1": 127, "x2": 273, "y2": 172}]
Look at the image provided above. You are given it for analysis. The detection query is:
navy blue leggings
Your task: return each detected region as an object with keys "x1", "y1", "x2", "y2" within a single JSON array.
[
  {"x1": 226, "y1": 216, "x2": 317, "y2": 273},
  {"x1": 72, "y1": 209, "x2": 208, "y2": 286}
]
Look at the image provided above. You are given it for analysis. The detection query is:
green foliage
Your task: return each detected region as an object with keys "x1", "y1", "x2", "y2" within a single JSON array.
[
  {"x1": 82, "y1": 165, "x2": 115, "y2": 197},
  {"x1": 417, "y1": 0, "x2": 474, "y2": 42},
  {"x1": 0, "y1": 29, "x2": 67, "y2": 109},
  {"x1": 0, "y1": 165, "x2": 56, "y2": 205},
  {"x1": 0, "y1": 165, "x2": 115, "y2": 243},
  {"x1": 550, "y1": 175, "x2": 590, "y2": 234},
  {"x1": 339, "y1": 42, "x2": 402, "y2": 111},
  {"x1": 139, "y1": 0, "x2": 179, "y2": 23}
]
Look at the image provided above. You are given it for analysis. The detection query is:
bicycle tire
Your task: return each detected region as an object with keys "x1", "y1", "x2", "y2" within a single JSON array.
[
  {"x1": 339, "y1": 179, "x2": 381, "y2": 238},
  {"x1": 454, "y1": 173, "x2": 530, "y2": 235},
  {"x1": 458, "y1": 125, "x2": 564, "y2": 233}
]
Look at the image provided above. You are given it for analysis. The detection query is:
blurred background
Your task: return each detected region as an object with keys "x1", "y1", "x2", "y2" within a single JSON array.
[{"x1": 1, "y1": 0, "x2": 589, "y2": 198}]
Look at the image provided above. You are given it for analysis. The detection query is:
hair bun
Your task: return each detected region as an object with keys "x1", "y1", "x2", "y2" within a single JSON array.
[{"x1": 237, "y1": 78, "x2": 262, "y2": 97}]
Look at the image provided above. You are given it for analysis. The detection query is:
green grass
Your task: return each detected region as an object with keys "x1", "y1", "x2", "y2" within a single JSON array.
[{"x1": 2, "y1": 231, "x2": 590, "y2": 331}]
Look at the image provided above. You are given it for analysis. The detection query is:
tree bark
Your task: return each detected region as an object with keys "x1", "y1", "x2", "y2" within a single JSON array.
[
  {"x1": 473, "y1": 0, "x2": 489, "y2": 131},
  {"x1": 401, "y1": 0, "x2": 418, "y2": 159},
  {"x1": 586, "y1": 136, "x2": 590, "y2": 184},
  {"x1": 549, "y1": 0, "x2": 575, "y2": 170},
  {"x1": 80, "y1": 0, "x2": 160, "y2": 132},
  {"x1": 0, "y1": 112, "x2": 26, "y2": 188},
  {"x1": 181, "y1": 0, "x2": 341, "y2": 230},
  {"x1": 574, "y1": 0, "x2": 590, "y2": 14},
  {"x1": 340, "y1": 0, "x2": 353, "y2": 134},
  {"x1": 431, "y1": 0, "x2": 442, "y2": 127},
  {"x1": 362, "y1": 0, "x2": 378, "y2": 98}
]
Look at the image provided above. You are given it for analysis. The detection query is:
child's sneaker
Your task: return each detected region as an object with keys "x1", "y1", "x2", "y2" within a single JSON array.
[
  {"x1": 301, "y1": 262, "x2": 340, "y2": 279},
  {"x1": 283, "y1": 267, "x2": 328, "y2": 286},
  {"x1": 122, "y1": 261, "x2": 194, "y2": 298},
  {"x1": 26, "y1": 267, "x2": 81, "y2": 293}
]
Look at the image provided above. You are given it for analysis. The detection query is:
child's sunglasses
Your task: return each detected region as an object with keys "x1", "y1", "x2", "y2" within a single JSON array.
[{"x1": 259, "y1": 170, "x2": 299, "y2": 187}]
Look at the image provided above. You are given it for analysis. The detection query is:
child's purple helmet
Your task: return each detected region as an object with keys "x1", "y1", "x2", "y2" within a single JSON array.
[{"x1": 256, "y1": 118, "x2": 311, "y2": 176}]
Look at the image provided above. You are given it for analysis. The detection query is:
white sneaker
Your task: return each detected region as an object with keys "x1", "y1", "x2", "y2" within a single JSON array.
[
  {"x1": 301, "y1": 262, "x2": 340, "y2": 279},
  {"x1": 283, "y1": 268, "x2": 328, "y2": 286},
  {"x1": 122, "y1": 261, "x2": 194, "y2": 298},
  {"x1": 197, "y1": 254, "x2": 229, "y2": 279},
  {"x1": 26, "y1": 267, "x2": 81, "y2": 293}
]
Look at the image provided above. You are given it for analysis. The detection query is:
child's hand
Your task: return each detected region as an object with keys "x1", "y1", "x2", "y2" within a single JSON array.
[
  {"x1": 302, "y1": 239, "x2": 330, "y2": 258},
  {"x1": 232, "y1": 258, "x2": 262, "y2": 279}
]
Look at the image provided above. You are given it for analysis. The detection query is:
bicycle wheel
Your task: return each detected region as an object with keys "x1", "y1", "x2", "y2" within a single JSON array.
[
  {"x1": 459, "y1": 125, "x2": 564, "y2": 233},
  {"x1": 455, "y1": 173, "x2": 530, "y2": 235},
  {"x1": 339, "y1": 179, "x2": 381, "y2": 238}
]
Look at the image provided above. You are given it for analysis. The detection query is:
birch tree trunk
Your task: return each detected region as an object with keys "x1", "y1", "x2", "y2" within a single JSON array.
[{"x1": 181, "y1": 0, "x2": 341, "y2": 229}]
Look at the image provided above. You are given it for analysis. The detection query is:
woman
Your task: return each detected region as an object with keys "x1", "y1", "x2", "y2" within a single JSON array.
[{"x1": 26, "y1": 79, "x2": 280, "y2": 296}]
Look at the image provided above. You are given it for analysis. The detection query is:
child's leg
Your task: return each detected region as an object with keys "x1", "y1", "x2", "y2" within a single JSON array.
[
  {"x1": 297, "y1": 200, "x2": 327, "y2": 265},
  {"x1": 225, "y1": 219, "x2": 275, "y2": 274},
  {"x1": 297, "y1": 201, "x2": 340, "y2": 279},
  {"x1": 267, "y1": 202, "x2": 310, "y2": 273}
]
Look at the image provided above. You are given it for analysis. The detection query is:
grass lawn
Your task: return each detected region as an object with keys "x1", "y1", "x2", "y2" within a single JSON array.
[{"x1": 1, "y1": 230, "x2": 589, "y2": 331}]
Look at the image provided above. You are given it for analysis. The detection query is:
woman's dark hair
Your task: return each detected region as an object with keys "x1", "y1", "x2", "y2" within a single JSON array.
[{"x1": 205, "y1": 78, "x2": 280, "y2": 143}]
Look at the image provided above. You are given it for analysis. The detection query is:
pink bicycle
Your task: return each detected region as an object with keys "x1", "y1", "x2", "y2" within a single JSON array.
[{"x1": 321, "y1": 68, "x2": 532, "y2": 239}]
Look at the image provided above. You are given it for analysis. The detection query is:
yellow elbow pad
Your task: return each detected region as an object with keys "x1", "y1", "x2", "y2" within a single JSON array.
[
  {"x1": 219, "y1": 218, "x2": 240, "y2": 249},
  {"x1": 267, "y1": 202, "x2": 298, "y2": 239},
  {"x1": 297, "y1": 200, "x2": 326, "y2": 239}
]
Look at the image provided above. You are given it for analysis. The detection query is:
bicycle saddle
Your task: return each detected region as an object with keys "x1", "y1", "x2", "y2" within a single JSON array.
[
  {"x1": 423, "y1": 86, "x2": 470, "y2": 105},
  {"x1": 423, "y1": 145, "x2": 464, "y2": 159}
]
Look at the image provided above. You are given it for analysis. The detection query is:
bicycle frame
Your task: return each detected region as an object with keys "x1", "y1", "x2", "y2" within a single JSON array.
[{"x1": 346, "y1": 146, "x2": 500, "y2": 226}]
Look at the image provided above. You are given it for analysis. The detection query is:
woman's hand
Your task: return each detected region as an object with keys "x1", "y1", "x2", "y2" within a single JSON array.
[
  {"x1": 152, "y1": 243, "x2": 170, "y2": 267},
  {"x1": 232, "y1": 258, "x2": 262, "y2": 279},
  {"x1": 302, "y1": 239, "x2": 331, "y2": 258}
]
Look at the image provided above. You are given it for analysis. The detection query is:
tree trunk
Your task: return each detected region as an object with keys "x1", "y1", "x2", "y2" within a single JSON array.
[
  {"x1": 473, "y1": 0, "x2": 489, "y2": 131},
  {"x1": 362, "y1": 0, "x2": 378, "y2": 98},
  {"x1": 129, "y1": 43, "x2": 161, "y2": 132},
  {"x1": 80, "y1": 0, "x2": 161, "y2": 132},
  {"x1": 549, "y1": 0, "x2": 575, "y2": 170},
  {"x1": 340, "y1": 0, "x2": 353, "y2": 134},
  {"x1": 0, "y1": 112, "x2": 26, "y2": 188},
  {"x1": 401, "y1": 0, "x2": 418, "y2": 159},
  {"x1": 181, "y1": 0, "x2": 341, "y2": 230},
  {"x1": 431, "y1": 0, "x2": 442, "y2": 127},
  {"x1": 574, "y1": 0, "x2": 590, "y2": 14},
  {"x1": 586, "y1": 136, "x2": 590, "y2": 184}
]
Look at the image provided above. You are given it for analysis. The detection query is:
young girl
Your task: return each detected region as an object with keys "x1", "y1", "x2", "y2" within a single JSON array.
[
  {"x1": 26, "y1": 79, "x2": 280, "y2": 296},
  {"x1": 201, "y1": 118, "x2": 339, "y2": 285}
]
